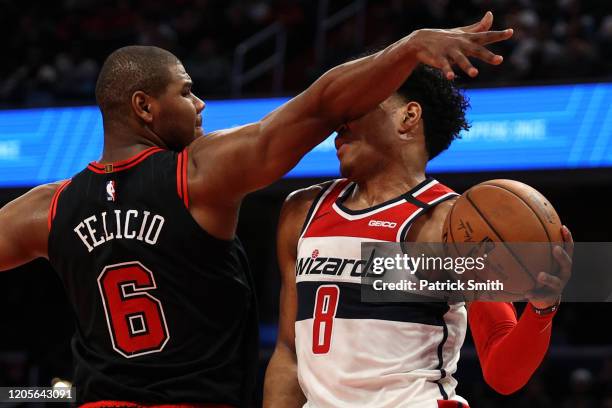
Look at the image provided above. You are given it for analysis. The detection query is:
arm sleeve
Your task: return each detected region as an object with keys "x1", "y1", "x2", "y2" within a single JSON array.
[{"x1": 468, "y1": 301, "x2": 556, "y2": 395}]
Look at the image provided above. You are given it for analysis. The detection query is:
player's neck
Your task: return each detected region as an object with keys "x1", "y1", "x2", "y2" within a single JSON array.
[
  {"x1": 345, "y1": 169, "x2": 426, "y2": 210},
  {"x1": 99, "y1": 123, "x2": 165, "y2": 163},
  {"x1": 98, "y1": 141, "x2": 158, "y2": 164}
]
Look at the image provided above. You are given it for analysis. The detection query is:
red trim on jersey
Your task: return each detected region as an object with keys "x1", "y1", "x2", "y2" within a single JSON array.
[
  {"x1": 176, "y1": 149, "x2": 189, "y2": 208},
  {"x1": 437, "y1": 401, "x2": 470, "y2": 408},
  {"x1": 414, "y1": 182, "x2": 456, "y2": 205},
  {"x1": 182, "y1": 149, "x2": 189, "y2": 208},
  {"x1": 80, "y1": 402, "x2": 235, "y2": 408},
  {"x1": 47, "y1": 180, "x2": 72, "y2": 231},
  {"x1": 177, "y1": 149, "x2": 184, "y2": 199},
  {"x1": 302, "y1": 178, "x2": 455, "y2": 242},
  {"x1": 87, "y1": 147, "x2": 163, "y2": 174},
  {"x1": 317, "y1": 179, "x2": 352, "y2": 215}
]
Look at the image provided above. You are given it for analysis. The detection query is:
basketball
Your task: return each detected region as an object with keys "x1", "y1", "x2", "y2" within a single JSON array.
[{"x1": 443, "y1": 179, "x2": 563, "y2": 300}]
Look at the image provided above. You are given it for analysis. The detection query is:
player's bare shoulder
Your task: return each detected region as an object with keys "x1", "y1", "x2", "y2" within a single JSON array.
[
  {"x1": 406, "y1": 196, "x2": 458, "y2": 243},
  {"x1": 2, "y1": 181, "x2": 63, "y2": 224},
  {"x1": 0, "y1": 181, "x2": 65, "y2": 269}
]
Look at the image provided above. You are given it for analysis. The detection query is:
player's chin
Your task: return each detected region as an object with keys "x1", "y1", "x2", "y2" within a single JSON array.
[
  {"x1": 338, "y1": 160, "x2": 354, "y2": 179},
  {"x1": 194, "y1": 126, "x2": 204, "y2": 137}
]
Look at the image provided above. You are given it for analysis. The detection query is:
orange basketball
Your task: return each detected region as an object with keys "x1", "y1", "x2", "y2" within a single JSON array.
[{"x1": 443, "y1": 179, "x2": 563, "y2": 300}]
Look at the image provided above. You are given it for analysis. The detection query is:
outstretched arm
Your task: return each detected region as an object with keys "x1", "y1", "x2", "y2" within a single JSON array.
[
  {"x1": 469, "y1": 227, "x2": 573, "y2": 395},
  {"x1": 0, "y1": 183, "x2": 59, "y2": 271},
  {"x1": 263, "y1": 186, "x2": 324, "y2": 407},
  {"x1": 189, "y1": 12, "x2": 513, "y2": 205}
]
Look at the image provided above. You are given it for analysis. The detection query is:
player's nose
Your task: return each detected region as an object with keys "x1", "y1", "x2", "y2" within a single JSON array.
[{"x1": 194, "y1": 95, "x2": 205, "y2": 113}]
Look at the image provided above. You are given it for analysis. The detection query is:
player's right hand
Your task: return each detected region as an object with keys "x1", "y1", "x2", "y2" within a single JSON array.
[{"x1": 404, "y1": 11, "x2": 514, "y2": 80}]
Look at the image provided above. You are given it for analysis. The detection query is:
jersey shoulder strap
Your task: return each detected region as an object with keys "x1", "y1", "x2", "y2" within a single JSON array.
[
  {"x1": 410, "y1": 179, "x2": 457, "y2": 207},
  {"x1": 398, "y1": 178, "x2": 459, "y2": 241},
  {"x1": 299, "y1": 179, "x2": 349, "y2": 238},
  {"x1": 47, "y1": 180, "x2": 72, "y2": 231}
]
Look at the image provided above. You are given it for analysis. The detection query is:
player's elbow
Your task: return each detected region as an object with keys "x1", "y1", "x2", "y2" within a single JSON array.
[{"x1": 483, "y1": 368, "x2": 529, "y2": 395}]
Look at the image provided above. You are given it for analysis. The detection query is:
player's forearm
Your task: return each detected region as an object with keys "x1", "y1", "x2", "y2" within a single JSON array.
[
  {"x1": 249, "y1": 38, "x2": 420, "y2": 189},
  {"x1": 263, "y1": 345, "x2": 306, "y2": 408},
  {"x1": 313, "y1": 36, "x2": 420, "y2": 124},
  {"x1": 469, "y1": 302, "x2": 555, "y2": 395}
]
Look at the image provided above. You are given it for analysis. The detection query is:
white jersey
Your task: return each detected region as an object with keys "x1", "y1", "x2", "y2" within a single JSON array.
[{"x1": 295, "y1": 178, "x2": 468, "y2": 408}]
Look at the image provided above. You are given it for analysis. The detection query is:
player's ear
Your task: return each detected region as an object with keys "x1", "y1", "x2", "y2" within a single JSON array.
[
  {"x1": 398, "y1": 101, "x2": 422, "y2": 140},
  {"x1": 132, "y1": 91, "x2": 155, "y2": 123}
]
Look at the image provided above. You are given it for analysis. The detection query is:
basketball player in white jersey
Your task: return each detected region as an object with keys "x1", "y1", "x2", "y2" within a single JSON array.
[{"x1": 263, "y1": 44, "x2": 574, "y2": 408}]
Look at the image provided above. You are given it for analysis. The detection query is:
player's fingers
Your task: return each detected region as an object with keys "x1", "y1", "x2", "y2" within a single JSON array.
[
  {"x1": 417, "y1": 52, "x2": 455, "y2": 80},
  {"x1": 457, "y1": 11, "x2": 494, "y2": 33},
  {"x1": 562, "y1": 225, "x2": 574, "y2": 258},
  {"x1": 467, "y1": 29, "x2": 514, "y2": 45},
  {"x1": 553, "y1": 245, "x2": 573, "y2": 282},
  {"x1": 537, "y1": 271, "x2": 563, "y2": 291},
  {"x1": 438, "y1": 57, "x2": 456, "y2": 80},
  {"x1": 462, "y1": 43, "x2": 503, "y2": 65},
  {"x1": 525, "y1": 287, "x2": 554, "y2": 298},
  {"x1": 449, "y1": 50, "x2": 478, "y2": 77}
]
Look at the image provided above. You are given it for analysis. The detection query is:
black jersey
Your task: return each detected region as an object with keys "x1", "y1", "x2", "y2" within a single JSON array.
[{"x1": 48, "y1": 147, "x2": 258, "y2": 406}]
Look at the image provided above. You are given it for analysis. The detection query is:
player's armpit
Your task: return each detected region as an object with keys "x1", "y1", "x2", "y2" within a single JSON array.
[
  {"x1": 263, "y1": 186, "x2": 324, "y2": 408},
  {"x1": 0, "y1": 183, "x2": 59, "y2": 271},
  {"x1": 468, "y1": 301, "x2": 556, "y2": 395}
]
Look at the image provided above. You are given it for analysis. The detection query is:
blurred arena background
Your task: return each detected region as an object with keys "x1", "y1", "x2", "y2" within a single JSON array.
[{"x1": 1, "y1": 0, "x2": 612, "y2": 406}]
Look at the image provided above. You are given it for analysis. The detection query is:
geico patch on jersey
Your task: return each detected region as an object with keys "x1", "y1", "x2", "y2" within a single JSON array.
[{"x1": 368, "y1": 219, "x2": 397, "y2": 228}]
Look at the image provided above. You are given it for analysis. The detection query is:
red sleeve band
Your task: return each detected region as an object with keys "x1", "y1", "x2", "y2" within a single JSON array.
[{"x1": 468, "y1": 301, "x2": 556, "y2": 395}]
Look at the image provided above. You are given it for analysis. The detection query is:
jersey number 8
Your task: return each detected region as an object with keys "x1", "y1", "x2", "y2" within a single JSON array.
[{"x1": 312, "y1": 285, "x2": 339, "y2": 354}]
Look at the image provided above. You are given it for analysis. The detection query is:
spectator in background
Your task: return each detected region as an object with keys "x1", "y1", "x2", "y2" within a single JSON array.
[
  {"x1": 564, "y1": 368, "x2": 597, "y2": 408},
  {"x1": 1, "y1": 1, "x2": 610, "y2": 106},
  {"x1": 184, "y1": 38, "x2": 231, "y2": 95}
]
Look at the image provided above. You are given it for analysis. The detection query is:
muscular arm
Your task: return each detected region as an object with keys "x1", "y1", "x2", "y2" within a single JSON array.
[
  {"x1": 186, "y1": 13, "x2": 512, "y2": 238},
  {"x1": 263, "y1": 185, "x2": 326, "y2": 408},
  {"x1": 0, "y1": 183, "x2": 59, "y2": 271}
]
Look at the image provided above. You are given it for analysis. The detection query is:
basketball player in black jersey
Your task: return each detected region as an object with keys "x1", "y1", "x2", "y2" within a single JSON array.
[{"x1": 0, "y1": 12, "x2": 514, "y2": 408}]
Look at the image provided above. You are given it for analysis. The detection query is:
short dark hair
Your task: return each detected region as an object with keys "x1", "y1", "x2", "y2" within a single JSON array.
[
  {"x1": 396, "y1": 65, "x2": 470, "y2": 160},
  {"x1": 95, "y1": 46, "x2": 180, "y2": 118}
]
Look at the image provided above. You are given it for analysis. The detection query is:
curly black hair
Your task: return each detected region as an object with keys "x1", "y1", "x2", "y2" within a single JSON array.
[{"x1": 396, "y1": 64, "x2": 470, "y2": 160}]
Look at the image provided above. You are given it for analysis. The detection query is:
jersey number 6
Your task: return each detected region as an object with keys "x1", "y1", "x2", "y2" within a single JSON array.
[
  {"x1": 312, "y1": 285, "x2": 339, "y2": 354},
  {"x1": 98, "y1": 261, "x2": 170, "y2": 358}
]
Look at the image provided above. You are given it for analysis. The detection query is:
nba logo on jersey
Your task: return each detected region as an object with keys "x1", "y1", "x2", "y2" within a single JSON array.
[{"x1": 106, "y1": 180, "x2": 116, "y2": 202}]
